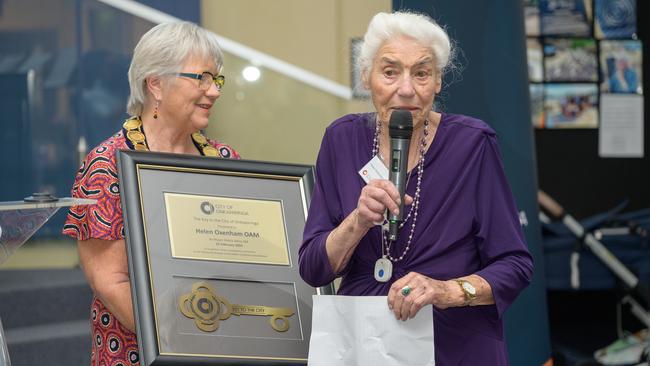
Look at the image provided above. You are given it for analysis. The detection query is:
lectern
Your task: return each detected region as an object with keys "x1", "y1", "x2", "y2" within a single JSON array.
[{"x1": 0, "y1": 194, "x2": 95, "y2": 366}]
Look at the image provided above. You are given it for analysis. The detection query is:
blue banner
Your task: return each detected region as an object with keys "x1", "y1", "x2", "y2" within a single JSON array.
[{"x1": 393, "y1": 1, "x2": 552, "y2": 365}]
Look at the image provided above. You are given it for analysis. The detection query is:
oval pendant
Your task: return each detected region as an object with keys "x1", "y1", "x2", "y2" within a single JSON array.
[{"x1": 374, "y1": 257, "x2": 393, "y2": 282}]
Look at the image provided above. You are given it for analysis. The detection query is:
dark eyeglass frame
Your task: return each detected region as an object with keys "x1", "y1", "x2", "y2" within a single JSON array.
[{"x1": 177, "y1": 71, "x2": 225, "y2": 91}]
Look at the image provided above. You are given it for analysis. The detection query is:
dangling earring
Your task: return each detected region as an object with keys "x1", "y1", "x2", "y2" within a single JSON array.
[{"x1": 153, "y1": 100, "x2": 159, "y2": 119}]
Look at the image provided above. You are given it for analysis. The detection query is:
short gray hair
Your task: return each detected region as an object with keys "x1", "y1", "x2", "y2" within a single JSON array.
[
  {"x1": 358, "y1": 11, "x2": 453, "y2": 82},
  {"x1": 126, "y1": 21, "x2": 224, "y2": 116}
]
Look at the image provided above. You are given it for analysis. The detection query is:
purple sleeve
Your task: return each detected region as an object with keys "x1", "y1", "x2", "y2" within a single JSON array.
[
  {"x1": 473, "y1": 134, "x2": 534, "y2": 318},
  {"x1": 299, "y1": 130, "x2": 341, "y2": 287}
]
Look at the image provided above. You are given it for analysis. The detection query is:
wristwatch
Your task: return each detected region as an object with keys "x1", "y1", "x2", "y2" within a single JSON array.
[{"x1": 455, "y1": 279, "x2": 477, "y2": 305}]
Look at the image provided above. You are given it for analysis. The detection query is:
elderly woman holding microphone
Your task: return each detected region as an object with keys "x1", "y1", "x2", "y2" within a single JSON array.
[
  {"x1": 299, "y1": 11, "x2": 533, "y2": 365},
  {"x1": 63, "y1": 22, "x2": 239, "y2": 365}
]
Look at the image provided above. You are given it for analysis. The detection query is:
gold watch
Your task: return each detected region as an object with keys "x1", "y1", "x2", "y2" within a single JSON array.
[{"x1": 455, "y1": 279, "x2": 477, "y2": 305}]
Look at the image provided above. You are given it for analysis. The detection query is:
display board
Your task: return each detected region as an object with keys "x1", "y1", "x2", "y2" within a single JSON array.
[{"x1": 525, "y1": 0, "x2": 649, "y2": 218}]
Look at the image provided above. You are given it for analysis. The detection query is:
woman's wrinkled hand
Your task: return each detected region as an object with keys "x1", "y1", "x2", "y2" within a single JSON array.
[
  {"x1": 355, "y1": 179, "x2": 413, "y2": 230},
  {"x1": 387, "y1": 272, "x2": 457, "y2": 321}
]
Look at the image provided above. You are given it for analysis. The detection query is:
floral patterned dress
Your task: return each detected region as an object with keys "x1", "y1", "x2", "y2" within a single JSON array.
[{"x1": 63, "y1": 127, "x2": 239, "y2": 365}]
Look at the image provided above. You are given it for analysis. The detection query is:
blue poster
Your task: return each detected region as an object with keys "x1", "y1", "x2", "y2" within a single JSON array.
[{"x1": 595, "y1": 0, "x2": 637, "y2": 39}]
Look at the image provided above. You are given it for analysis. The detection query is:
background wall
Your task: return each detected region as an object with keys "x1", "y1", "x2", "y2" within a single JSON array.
[{"x1": 202, "y1": 0, "x2": 388, "y2": 165}]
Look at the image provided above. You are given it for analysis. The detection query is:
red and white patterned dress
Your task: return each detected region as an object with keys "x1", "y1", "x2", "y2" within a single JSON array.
[{"x1": 63, "y1": 129, "x2": 239, "y2": 366}]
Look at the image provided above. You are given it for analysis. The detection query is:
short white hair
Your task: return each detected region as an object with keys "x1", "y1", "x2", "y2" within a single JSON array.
[
  {"x1": 358, "y1": 11, "x2": 453, "y2": 81},
  {"x1": 126, "y1": 21, "x2": 224, "y2": 116}
]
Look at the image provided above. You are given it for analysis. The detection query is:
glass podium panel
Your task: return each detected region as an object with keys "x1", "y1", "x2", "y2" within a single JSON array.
[
  {"x1": 0, "y1": 316, "x2": 8, "y2": 366},
  {"x1": 0, "y1": 319, "x2": 11, "y2": 366},
  {"x1": 0, "y1": 198, "x2": 94, "y2": 264},
  {"x1": 0, "y1": 197, "x2": 95, "y2": 366}
]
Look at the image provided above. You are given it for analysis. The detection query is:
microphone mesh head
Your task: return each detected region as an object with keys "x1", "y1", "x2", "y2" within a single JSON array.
[{"x1": 389, "y1": 110, "x2": 413, "y2": 138}]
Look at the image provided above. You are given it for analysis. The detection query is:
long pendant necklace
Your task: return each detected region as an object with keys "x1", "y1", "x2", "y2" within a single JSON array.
[
  {"x1": 372, "y1": 115, "x2": 428, "y2": 282},
  {"x1": 122, "y1": 116, "x2": 220, "y2": 156}
]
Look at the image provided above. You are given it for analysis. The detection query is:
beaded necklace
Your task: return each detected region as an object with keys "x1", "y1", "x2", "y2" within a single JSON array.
[
  {"x1": 122, "y1": 116, "x2": 219, "y2": 156},
  {"x1": 371, "y1": 115, "x2": 428, "y2": 282}
]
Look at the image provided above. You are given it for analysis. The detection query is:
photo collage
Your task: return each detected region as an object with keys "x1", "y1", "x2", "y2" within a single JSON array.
[{"x1": 524, "y1": 0, "x2": 642, "y2": 129}]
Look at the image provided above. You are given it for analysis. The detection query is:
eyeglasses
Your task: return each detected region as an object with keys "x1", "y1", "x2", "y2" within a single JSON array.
[{"x1": 177, "y1": 71, "x2": 225, "y2": 91}]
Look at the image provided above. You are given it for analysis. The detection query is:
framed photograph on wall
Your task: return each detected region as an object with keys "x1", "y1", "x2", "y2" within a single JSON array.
[
  {"x1": 595, "y1": 0, "x2": 637, "y2": 39},
  {"x1": 350, "y1": 37, "x2": 370, "y2": 99},
  {"x1": 540, "y1": 0, "x2": 592, "y2": 37},
  {"x1": 600, "y1": 40, "x2": 643, "y2": 94},
  {"x1": 524, "y1": 0, "x2": 541, "y2": 36},
  {"x1": 530, "y1": 84, "x2": 545, "y2": 128},
  {"x1": 527, "y1": 38, "x2": 544, "y2": 82},
  {"x1": 543, "y1": 38, "x2": 598, "y2": 82},
  {"x1": 544, "y1": 83, "x2": 599, "y2": 128}
]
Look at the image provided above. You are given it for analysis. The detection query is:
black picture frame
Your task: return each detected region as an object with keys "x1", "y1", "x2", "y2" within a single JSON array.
[{"x1": 117, "y1": 150, "x2": 333, "y2": 365}]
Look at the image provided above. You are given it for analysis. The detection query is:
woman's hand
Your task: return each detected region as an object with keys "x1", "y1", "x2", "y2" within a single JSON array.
[
  {"x1": 387, "y1": 272, "x2": 461, "y2": 320},
  {"x1": 324, "y1": 179, "x2": 413, "y2": 274},
  {"x1": 355, "y1": 179, "x2": 413, "y2": 230},
  {"x1": 78, "y1": 238, "x2": 136, "y2": 332}
]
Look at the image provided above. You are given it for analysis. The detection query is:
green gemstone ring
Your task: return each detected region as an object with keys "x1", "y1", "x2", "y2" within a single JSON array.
[{"x1": 401, "y1": 285, "x2": 411, "y2": 296}]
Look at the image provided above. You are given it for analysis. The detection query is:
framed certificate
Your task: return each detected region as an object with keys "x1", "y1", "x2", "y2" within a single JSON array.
[{"x1": 117, "y1": 151, "x2": 333, "y2": 365}]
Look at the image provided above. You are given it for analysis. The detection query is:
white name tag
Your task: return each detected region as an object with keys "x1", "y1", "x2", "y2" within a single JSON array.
[{"x1": 358, "y1": 155, "x2": 388, "y2": 184}]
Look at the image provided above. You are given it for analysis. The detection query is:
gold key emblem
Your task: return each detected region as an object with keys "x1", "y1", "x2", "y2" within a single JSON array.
[{"x1": 179, "y1": 282, "x2": 294, "y2": 332}]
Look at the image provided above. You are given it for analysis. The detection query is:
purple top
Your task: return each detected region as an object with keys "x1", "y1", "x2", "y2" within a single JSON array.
[{"x1": 299, "y1": 113, "x2": 533, "y2": 365}]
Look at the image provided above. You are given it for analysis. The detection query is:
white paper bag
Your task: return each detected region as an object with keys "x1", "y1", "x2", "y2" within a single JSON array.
[{"x1": 308, "y1": 295, "x2": 435, "y2": 366}]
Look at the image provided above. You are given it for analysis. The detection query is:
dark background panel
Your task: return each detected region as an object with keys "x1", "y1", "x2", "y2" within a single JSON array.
[
  {"x1": 0, "y1": 74, "x2": 33, "y2": 202},
  {"x1": 394, "y1": 1, "x2": 552, "y2": 365}
]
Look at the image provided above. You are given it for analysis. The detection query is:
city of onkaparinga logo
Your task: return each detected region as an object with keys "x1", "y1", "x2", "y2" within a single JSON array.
[{"x1": 200, "y1": 201, "x2": 215, "y2": 215}]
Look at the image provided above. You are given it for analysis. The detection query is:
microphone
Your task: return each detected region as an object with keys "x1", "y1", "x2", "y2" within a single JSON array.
[{"x1": 387, "y1": 110, "x2": 413, "y2": 241}]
